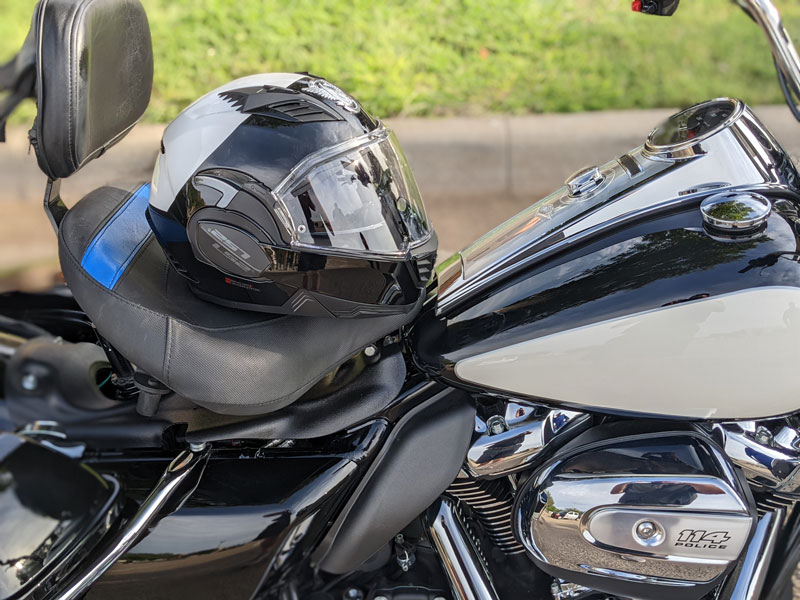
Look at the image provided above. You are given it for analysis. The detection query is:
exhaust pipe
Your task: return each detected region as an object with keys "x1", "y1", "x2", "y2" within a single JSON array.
[{"x1": 426, "y1": 497, "x2": 499, "y2": 600}]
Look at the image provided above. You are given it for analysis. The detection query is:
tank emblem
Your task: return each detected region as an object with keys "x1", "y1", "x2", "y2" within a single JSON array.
[{"x1": 303, "y1": 79, "x2": 360, "y2": 114}]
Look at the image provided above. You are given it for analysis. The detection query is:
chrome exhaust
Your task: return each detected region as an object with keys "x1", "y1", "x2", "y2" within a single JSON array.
[
  {"x1": 728, "y1": 508, "x2": 783, "y2": 600},
  {"x1": 426, "y1": 498, "x2": 499, "y2": 600}
]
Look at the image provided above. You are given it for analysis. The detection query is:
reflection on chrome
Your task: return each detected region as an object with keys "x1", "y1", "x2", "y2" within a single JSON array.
[
  {"x1": 717, "y1": 421, "x2": 800, "y2": 497},
  {"x1": 56, "y1": 445, "x2": 211, "y2": 600},
  {"x1": 426, "y1": 498, "x2": 499, "y2": 600},
  {"x1": 466, "y1": 402, "x2": 590, "y2": 478},
  {"x1": 727, "y1": 509, "x2": 783, "y2": 600},
  {"x1": 437, "y1": 100, "x2": 798, "y2": 315},
  {"x1": 514, "y1": 433, "x2": 753, "y2": 587}
]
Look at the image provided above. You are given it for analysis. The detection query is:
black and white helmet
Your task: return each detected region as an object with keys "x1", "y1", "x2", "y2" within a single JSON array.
[{"x1": 148, "y1": 73, "x2": 437, "y2": 318}]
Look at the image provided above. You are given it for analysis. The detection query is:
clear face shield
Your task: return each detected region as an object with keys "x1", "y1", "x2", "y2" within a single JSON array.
[{"x1": 272, "y1": 128, "x2": 432, "y2": 258}]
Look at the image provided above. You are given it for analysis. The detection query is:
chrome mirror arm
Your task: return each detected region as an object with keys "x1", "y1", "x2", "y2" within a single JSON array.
[{"x1": 736, "y1": 0, "x2": 800, "y2": 99}]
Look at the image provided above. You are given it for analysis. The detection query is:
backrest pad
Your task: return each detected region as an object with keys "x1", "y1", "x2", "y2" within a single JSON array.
[{"x1": 31, "y1": 0, "x2": 153, "y2": 180}]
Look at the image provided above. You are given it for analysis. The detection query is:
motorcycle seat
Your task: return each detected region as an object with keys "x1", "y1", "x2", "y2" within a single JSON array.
[{"x1": 58, "y1": 183, "x2": 419, "y2": 415}]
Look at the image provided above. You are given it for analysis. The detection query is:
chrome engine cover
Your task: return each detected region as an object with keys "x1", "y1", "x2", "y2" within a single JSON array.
[{"x1": 514, "y1": 430, "x2": 755, "y2": 600}]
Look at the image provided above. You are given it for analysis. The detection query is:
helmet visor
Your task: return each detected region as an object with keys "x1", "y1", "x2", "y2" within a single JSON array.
[{"x1": 274, "y1": 128, "x2": 431, "y2": 257}]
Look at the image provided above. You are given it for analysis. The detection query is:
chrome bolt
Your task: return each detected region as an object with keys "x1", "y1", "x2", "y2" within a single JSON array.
[
  {"x1": 636, "y1": 521, "x2": 658, "y2": 539},
  {"x1": 188, "y1": 442, "x2": 208, "y2": 453},
  {"x1": 486, "y1": 415, "x2": 506, "y2": 436},
  {"x1": 21, "y1": 373, "x2": 38, "y2": 391},
  {"x1": 755, "y1": 426, "x2": 773, "y2": 446},
  {"x1": 343, "y1": 588, "x2": 363, "y2": 600},
  {"x1": 634, "y1": 520, "x2": 664, "y2": 547},
  {"x1": 364, "y1": 345, "x2": 378, "y2": 358}
]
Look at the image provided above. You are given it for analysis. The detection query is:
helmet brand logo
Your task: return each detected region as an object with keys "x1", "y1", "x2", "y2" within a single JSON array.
[
  {"x1": 224, "y1": 276, "x2": 256, "y2": 290},
  {"x1": 303, "y1": 79, "x2": 360, "y2": 114}
]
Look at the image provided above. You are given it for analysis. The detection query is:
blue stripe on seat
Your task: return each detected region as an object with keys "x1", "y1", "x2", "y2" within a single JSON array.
[{"x1": 81, "y1": 184, "x2": 152, "y2": 290}]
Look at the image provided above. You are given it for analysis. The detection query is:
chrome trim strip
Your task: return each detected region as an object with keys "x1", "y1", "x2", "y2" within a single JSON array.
[
  {"x1": 436, "y1": 180, "x2": 795, "y2": 316},
  {"x1": 436, "y1": 189, "x2": 710, "y2": 315},
  {"x1": 427, "y1": 498, "x2": 499, "y2": 600},
  {"x1": 56, "y1": 446, "x2": 210, "y2": 600},
  {"x1": 728, "y1": 509, "x2": 783, "y2": 600},
  {"x1": 578, "y1": 566, "x2": 696, "y2": 587},
  {"x1": 436, "y1": 97, "x2": 799, "y2": 316}
]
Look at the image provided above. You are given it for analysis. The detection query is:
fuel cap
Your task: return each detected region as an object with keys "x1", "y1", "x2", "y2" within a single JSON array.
[
  {"x1": 565, "y1": 166, "x2": 604, "y2": 197},
  {"x1": 700, "y1": 191, "x2": 771, "y2": 234}
]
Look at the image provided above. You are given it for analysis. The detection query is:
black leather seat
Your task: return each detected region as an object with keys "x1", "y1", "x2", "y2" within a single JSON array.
[
  {"x1": 58, "y1": 183, "x2": 419, "y2": 415},
  {"x1": 6, "y1": 0, "x2": 417, "y2": 416}
]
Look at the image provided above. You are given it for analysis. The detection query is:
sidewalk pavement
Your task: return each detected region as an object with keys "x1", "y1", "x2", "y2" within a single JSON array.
[{"x1": 2, "y1": 105, "x2": 800, "y2": 289}]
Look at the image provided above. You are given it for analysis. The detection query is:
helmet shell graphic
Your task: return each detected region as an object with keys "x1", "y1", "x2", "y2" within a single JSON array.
[{"x1": 148, "y1": 74, "x2": 437, "y2": 318}]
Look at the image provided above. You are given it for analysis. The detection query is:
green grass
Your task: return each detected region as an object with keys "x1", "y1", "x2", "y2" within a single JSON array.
[{"x1": 3, "y1": 0, "x2": 800, "y2": 124}]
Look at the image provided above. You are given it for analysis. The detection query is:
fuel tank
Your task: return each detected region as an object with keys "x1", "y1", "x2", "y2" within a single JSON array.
[{"x1": 411, "y1": 99, "x2": 800, "y2": 420}]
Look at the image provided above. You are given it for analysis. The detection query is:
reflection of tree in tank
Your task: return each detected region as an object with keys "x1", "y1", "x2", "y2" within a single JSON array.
[
  {"x1": 549, "y1": 229, "x2": 760, "y2": 302},
  {"x1": 703, "y1": 201, "x2": 758, "y2": 223},
  {"x1": 448, "y1": 229, "x2": 763, "y2": 346}
]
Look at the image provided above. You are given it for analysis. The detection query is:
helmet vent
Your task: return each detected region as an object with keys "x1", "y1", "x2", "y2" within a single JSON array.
[
  {"x1": 219, "y1": 86, "x2": 341, "y2": 123},
  {"x1": 415, "y1": 254, "x2": 436, "y2": 284},
  {"x1": 270, "y1": 99, "x2": 339, "y2": 122}
]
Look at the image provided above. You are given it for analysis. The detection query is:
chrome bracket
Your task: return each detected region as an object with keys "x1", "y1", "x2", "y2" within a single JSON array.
[{"x1": 56, "y1": 444, "x2": 211, "y2": 600}]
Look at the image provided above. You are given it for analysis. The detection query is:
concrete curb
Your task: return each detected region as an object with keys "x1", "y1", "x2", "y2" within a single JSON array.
[
  {"x1": 4, "y1": 105, "x2": 800, "y2": 205},
  {"x1": 2, "y1": 105, "x2": 800, "y2": 281}
]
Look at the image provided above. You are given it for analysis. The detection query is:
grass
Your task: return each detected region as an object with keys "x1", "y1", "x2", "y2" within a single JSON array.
[{"x1": 2, "y1": 0, "x2": 800, "y2": 124}]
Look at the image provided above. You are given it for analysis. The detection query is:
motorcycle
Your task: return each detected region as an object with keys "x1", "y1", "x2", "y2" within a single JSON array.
[{"x1": 2, "y1": 0, "x2": 800, "y2": 598}]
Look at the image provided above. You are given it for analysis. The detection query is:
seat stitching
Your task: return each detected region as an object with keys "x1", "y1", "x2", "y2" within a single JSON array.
[
  {"x1": 164, "y1": 317, "x2": 173, "y2": 387},
  {"x1": 61, "y1": 226, "x2": 169, "y2": 320},
  {"x1": 114, "y1": 234, "x2": 155, "y2": 289}
]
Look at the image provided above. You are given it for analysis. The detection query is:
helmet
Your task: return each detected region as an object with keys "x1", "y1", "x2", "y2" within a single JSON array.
[{"x1": 148, "y1": 73, "x2": 437, "y2": 318}]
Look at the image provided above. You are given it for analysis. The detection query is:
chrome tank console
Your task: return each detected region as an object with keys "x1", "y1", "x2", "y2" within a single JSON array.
[
  {"x1": 437, "y1": 98, "x2": 799, "y2": 314},
  {"x1": 513, "y1": 430, "x2": 755, "y2": 600}
]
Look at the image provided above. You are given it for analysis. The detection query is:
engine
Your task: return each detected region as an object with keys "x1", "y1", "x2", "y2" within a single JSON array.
[
  {"x1": 446, "y1": 404, "x2": 800, "y2": 600},
  {"x1": 513, "y1": 428, "x2": 754, "y2": 600}
]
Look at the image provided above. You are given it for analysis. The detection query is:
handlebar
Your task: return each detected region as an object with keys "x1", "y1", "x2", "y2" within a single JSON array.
[
  {"x1": 736, "y1": 0, "x2": 800, "y2": 101},
  {"x1": 635, "y1": 0, "x2": 800, "y2": 120}
]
